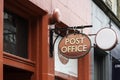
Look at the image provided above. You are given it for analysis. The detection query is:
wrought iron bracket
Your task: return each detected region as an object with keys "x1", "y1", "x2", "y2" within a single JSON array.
[{"x1": 49, "y1": 25, "x2": 92, "y2": 57}]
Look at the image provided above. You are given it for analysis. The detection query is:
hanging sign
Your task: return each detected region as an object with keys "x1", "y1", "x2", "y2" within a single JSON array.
[
  {"x1": 95, "y1": 28, "x2": 117, "y2": 50},
  {"x1": 58, "y1": 33, "x2": 91, "y2": 59}
]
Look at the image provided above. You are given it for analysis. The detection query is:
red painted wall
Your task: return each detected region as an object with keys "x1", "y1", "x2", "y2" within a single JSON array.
[
  {"x1": 28, "y1": 0, "x2": 91, "y2": 80},
  {"x1": 29, "y1": 0, "x2": 91, "y2": 26},
  {"x1": 0, "y1": 0, "x2": 3, "y2": 80}
]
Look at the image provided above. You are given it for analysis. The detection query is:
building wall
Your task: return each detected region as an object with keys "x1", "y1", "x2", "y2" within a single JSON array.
[
  {"x1": 31, "y1": 0, "x2": 92, "y2": 80},
  {"x1": 92, "y1": 1, "x2": 120, "y2": 80},
  {"x1": 92, "y1": 3, "x2": 111, "y2": 80},
  {"x1": 29, "y1": 0, "x2": 91, "y2": 26}
]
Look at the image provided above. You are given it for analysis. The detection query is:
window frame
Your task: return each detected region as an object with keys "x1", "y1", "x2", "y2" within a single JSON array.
[
  {"x1": 3, "y1": 0, "x2": 46, "y2": 72},
  {"x1": 94, "y1": 47, "x2": 112, "y2": 80},
  {"x1": 103, "y1": 0, "x2": 118, "y2": 15}
]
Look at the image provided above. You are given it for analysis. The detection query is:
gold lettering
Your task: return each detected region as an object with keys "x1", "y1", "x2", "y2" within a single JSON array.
[
  {"x1": 77, "y1": 45, "x2": 83, "y2": 52},
  {"x1": 76, "y1": 38, "x2": 80, "y2": 44},
  {"x1": 80, "y1": 37, "x2": 85, "y2": 43},
  {"x1": 61, "y1": 46, "x2": 67, "y2": 53},
  {"x1": 70, "y1": 38, "x2": 76, "y2": 44},
  {"x1": 65, "y1": 38, "x2": 69, "y2": 45},
  {"x1": 83, "y1": 45, "x2": 87, "y2": 51}
]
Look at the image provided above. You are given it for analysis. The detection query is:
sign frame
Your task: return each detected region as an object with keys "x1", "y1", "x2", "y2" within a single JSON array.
[{"x1": 95, "y1": 27, "x2": 117, "y2": 51}]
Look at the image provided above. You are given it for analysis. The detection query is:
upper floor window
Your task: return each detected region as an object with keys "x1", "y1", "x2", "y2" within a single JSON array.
[
  {"x1": 4, "y1": 11, "x2": 28, "y2": 58},
  {"x1": 103, "y1": 0, "x2": 117, "y2": 14},
  {"x1": 117, "y1": 0, "x2": 120, "y2": 20}
]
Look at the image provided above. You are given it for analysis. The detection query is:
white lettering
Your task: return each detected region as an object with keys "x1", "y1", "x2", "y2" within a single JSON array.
[{"x1": 61, "y1": 45, "x2": 88, "y2": 53}]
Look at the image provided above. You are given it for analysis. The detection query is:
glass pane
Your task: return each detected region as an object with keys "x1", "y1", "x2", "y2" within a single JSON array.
[
  {"x1": 4, "y1": 11, "x2": 28, "y2": 58},
  {"x1": 4, "y1": 65, "x2": 32, "y2": 80}
]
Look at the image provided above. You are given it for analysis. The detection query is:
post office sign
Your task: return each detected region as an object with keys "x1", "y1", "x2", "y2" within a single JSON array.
[{"x1": 58, "y1": 33, "x2": 91, "y2": 59}]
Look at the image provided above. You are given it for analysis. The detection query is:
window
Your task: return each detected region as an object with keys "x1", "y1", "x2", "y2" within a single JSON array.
[
  {"x1": 111, "y1": 44, "x2": 120, "y2": 80},
  {"x1": 93, "y1": 0, "x2": 120, "y2": 27},
  {"x1": 55, "y1": 76, "x2": 65, "y2": 80},
  {"x1": 112, "y1": 57, "x2": 120, "y2": 80},
  {"x1": 94, "y1": 47, "x2": 110, "y2": 80},
  {"x1": 94, "y1": 54, "x2": 106, "y2": 80},
  {"x1": 103, "y1": 0, "x2": 118, "y2": 16},
  {"x1": 4, "y1": 11, "x2": 28, "y2": 58},
  {"x1": 4, "y1": 65, "x2": 32, "y2": 80},
  {"x1": 3, "y1": 0, "x2": 48, "y2": 80},
  {"x1": 117, "y1": 0, "x2": 120, "y2": 20},
  {"x1": 104, "y1": 0, "x2": 112, "y2": 9}
]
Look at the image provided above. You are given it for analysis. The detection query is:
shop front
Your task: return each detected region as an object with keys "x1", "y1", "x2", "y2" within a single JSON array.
[
  {"x1": 0, "y1": 0, "x2": 92, "y2": 80},
  {"x1": 1, "y1": 0, "x2": 54, "y2": 80}
]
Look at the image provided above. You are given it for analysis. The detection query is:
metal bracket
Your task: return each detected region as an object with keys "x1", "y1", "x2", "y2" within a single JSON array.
[{"x1": 49, "y1": 25, "x2": 92, "y2": 57}]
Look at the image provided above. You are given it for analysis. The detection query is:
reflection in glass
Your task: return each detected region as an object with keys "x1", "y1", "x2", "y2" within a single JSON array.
[{"x1": 4, "y1": 11, "x2": 28, "y2": 58}]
